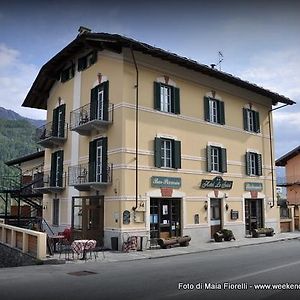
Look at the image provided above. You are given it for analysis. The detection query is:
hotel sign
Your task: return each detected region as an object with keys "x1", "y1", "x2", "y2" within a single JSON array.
[
  {"x1": 244, "y1": 182, "x2": 263, "y2": 192},
  {"x1": 200, "y1": 176, "x2": 233, "y2": 190},
  {"x1": 151, "y1": 176, "x2": 181, "y2": 189}
]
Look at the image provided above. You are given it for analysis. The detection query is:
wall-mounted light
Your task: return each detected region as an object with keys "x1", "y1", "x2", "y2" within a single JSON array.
[
  {"x1": 204, "y1": 201, "x2": 208, "y2": 211},
  {"x1": 225, "y1": 204, "x2": 229, "y2": 211}
]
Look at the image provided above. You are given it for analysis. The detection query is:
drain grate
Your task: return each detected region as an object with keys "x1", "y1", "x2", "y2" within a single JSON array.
[{"x1": 68, "y1": 270, "x2": 97, "y2": 276}]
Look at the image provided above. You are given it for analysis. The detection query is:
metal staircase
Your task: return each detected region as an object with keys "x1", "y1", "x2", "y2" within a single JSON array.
[{"x1": 0, "y1": 169, "x2": 43, "y2": 228}]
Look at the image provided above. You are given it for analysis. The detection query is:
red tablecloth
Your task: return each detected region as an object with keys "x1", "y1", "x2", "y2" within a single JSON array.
[{"x1": 71, "y1": 239, "x2": 96, "y2": 255}]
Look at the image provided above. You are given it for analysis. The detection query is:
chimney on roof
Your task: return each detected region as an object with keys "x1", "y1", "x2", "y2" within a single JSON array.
[
  {"x1": 78, "y1": 26, "x2": 92, "y2": 35},
  {"x1": 210, "y1": 64, "x2": 216, "y2": 69}
]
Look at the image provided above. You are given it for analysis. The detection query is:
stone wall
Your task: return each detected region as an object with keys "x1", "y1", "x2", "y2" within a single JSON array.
[{"x1": 0, "y1": 242, "x2": 38, "y2": 268}]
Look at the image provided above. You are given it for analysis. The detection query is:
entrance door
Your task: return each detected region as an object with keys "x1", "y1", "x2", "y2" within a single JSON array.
[
  {"x1": 210, "y1": 198, "x2": 222, "y2": 238},
  {"x1": 245, "y1": 199, "x2": 263, "y2": 234},
  {"x1": 72, "y1": 196, "x2": 104, "y2": 244},
  {"x1": 150, "y1": 198, "x2": 181, "y2": 240}
]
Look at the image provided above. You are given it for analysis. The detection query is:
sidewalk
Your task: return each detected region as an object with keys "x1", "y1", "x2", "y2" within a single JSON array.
[{"x1": 50, "y1": 231, "x2": 300, "y2": 265}]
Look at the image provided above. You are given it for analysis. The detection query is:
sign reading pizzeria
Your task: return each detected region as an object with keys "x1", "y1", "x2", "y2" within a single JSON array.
[
  {"x1": 151, "y1": 176, "x2": 181, "y2": 189},
  {"x1": 200, "y1": 176, "x2": 233, "y2": 190}
]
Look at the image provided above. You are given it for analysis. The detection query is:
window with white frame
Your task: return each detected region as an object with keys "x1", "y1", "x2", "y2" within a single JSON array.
[
  {"x1": 243, "y1": 108, "x2": 260, "y2": 133},
  {"x1": 204, "y1": 97, "x2": 225, "y2": 125},
  {"x1": 160, "y1": 85, "x2": 172, "y2": 113},
  {"x1": 207, "y1": 145, "x2": 227, "y2": 173},
  {"x1": 161, "y1": 139, "x2": 172, "y2": 168},
  {"x1": 154, "y1": 137, "x2": 181, "y2": 169},
  {"x1": 154, "y1": 82, "x2": 180, "y2": 114},
  {"x1": 246, "y1": 151, "x2": 262, "y2": 176}
]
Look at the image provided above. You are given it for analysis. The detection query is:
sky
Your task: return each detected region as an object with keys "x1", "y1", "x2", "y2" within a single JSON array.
[{"x1": 0, "y1": 0, "x2": 299, "y2": 158}]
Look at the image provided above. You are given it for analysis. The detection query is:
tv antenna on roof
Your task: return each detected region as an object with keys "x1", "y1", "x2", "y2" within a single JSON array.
[{"x1": 216, "y1": 51, "x2": 223, "y2": 71}]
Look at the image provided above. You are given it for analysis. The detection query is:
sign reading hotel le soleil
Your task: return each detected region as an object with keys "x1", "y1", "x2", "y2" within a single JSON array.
[
  {"x1": 151, "y1": 176, "x2": 181, "y2": 189},
  {"x1": 200, "y1": 176, "x2": 233, "y2": 190}
]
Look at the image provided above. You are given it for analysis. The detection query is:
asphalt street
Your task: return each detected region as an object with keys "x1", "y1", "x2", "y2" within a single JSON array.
[{"x1": 1, "y1": 239, "x2": 300, "y2": 300}]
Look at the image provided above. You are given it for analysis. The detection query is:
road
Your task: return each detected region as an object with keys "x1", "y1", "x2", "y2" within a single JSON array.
[{"x1": 1, "y1": 239, "x2": 300, "y2": 300}]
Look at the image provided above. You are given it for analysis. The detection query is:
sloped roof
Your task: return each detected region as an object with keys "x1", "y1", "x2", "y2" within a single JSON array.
[
  {"x1": 275, "y1": 146, "x2": 300, "y2": 167},
  {"x1": 5, "y1": 150, "x2": 45, "y2": 166},
  {"x1": 22, "y1": 32, "x2": 295, "y2": 109}
]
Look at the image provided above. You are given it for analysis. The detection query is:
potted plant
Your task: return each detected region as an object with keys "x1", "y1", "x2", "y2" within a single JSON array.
[{"x1": 221, "y1": 229, "x2": 235, "y2": 241}]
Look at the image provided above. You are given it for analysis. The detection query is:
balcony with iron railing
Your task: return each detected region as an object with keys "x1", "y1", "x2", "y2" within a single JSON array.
[
  {"x1": 36, "y1": 121, "x2": 68, "y2": 148},
  {"x1": 276, "y1": 176, "x2": 300, "y2": 187},
  {"x1": 68, "y1": 162, "x2": 112, "y2": 191},
  {"x1": 33, "y1": 171, "x2": 66, "y2": 194},
  {"x1": 70, "y1": 102, "x2": 114, "y2": 135}
]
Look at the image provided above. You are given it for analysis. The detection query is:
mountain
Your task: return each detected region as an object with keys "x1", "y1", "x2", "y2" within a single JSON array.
[
  {"x1": 0, "y1": 107, "x2": 45, "y2": 128},
  {"x1": 0, "y1": 107, "x2": 44, "y2": 176}
]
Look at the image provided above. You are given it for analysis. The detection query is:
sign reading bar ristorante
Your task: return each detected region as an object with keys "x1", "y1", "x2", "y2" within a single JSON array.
[
  {"x1": 151, "y1": 176, "x2": 181, "y2": 189},
  {"x1": 200, "y1": 176, "x2": 233, "y2": 190}
]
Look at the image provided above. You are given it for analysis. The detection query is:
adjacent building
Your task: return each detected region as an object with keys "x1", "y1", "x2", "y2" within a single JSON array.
[
  {"x1": 21, "y1": 28, "x2": 294, "y2": 249},
  {"x1": 276, "y1": 146, "x2": 300, "y2": 231}
]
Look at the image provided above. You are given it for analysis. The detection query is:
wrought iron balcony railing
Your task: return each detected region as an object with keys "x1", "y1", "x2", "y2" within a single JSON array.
[
  {"x1": 36, "y1": 121, "x2": 68, "y2": 148},
  {"x1": 70, "y1": 102, "x2": 114, "y2": 135},
  {"x1": 68, "y1": 162, "x2": 112, "y2": 191},
  {"x1": 33, "y1": 171, "x2": 66, "y2": 194}
]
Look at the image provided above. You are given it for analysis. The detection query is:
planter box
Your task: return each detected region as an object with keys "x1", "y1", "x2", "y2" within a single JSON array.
[
  {"x1": 157, "y1": 236, "x2": 191, "y2": 249},
  {"x1": 252, "y1": 228, "x2": 274, "y2": 238}
]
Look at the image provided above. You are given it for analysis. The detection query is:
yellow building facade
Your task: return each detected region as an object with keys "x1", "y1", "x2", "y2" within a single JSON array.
[{"x1": 23, "y1": 30, "x2": 294, "y2": 249}]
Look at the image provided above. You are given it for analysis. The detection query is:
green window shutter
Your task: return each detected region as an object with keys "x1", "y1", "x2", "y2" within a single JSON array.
[
  {"x1": 154, "y1": 82, "x2": 161, "y2": 110},
  {"x1": 204, "y1": 97, "x2": 210, "y2": 122},
  {"x1": 243, "y1": 108, "x2": 248, "y2": 131},
  {"x1": 52, "y1": 107, "x2": 59, "y2": 137},
  {"x1": 89, "y1": 140, "x2": 97, "y2": 182},
  {"x1": 254, "y1": 111, "x2": 260, "y2": 133},
  {"x1": 103, "y1": 81, "x2": 109, "y2": 121},
  {"x1": 218, "y1": 101, "x2": 225, "y2": 125},
  {"x1": 206, "y1": 145, "x2": 212, "y2": 172},
  {"x1": 50, "y1": 152, "x2": 56, "y2": 186},
  {"x1": 90, "y1": 50, "x2": 97, "y2": 64},
  {"x1": 173, "y1": 140, "x2": 181, "y2": 169},
  {"x1": 57, "y1": 150, "x2": 64, "y2": 187},
  {"x1": 245, "y1": 152, "x2": 251, "y2": 175},
  {"x1": 61, "y1": 69, "x2": 68, "y2": 83},
  {"x1": 78, "y1": 56, "x2": 87, "y2": 71},
  {"x1": 220, "y1": 147, "x2": 227, "y2": 173},
  {"x1": 58, "y1": 104, "x2": 66, "y2": 138},
  {"x1": 154, "y1": 137, "x2": 162, "y2": 168},
  {"x1": 101, "y1": 137, "x2": 108, "y2": 182},
  {"x1": 90, "y1": 85, "x2": 98, "y2": 121},
  {"x1": 256, "y1": 153, "x2": 262, "y2": 176},
  {"x1": 173, "y1": 87, "x2": 180, "y2": 114}
]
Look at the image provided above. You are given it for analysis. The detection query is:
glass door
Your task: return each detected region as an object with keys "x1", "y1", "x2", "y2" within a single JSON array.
[
  {"x1": 210, "y1": 198, "x2": 222, "y2": 238},
  {"x1": 97, "y1": 89, "x2": 104, "y2": 120},
  {"x1": 245, "y1": 199, "x2": 263, "y2": 234}
]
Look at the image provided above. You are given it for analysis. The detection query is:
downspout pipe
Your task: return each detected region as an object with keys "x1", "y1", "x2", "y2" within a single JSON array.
[
  {"x1": 130, "y1": 45, "x2": 139, "y2": 211},
  {"x1": 268, "y1": 103, "x2": 289, "y2": 208}
]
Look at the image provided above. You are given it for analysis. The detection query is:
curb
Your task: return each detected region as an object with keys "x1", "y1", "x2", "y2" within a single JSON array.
[{"x1": 146, "y1": 236, "x2": 300, "y2": 260}]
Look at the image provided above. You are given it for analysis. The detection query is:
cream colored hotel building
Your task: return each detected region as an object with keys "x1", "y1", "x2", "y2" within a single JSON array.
[{"x1": 22, "y1": 28, "x2": 294, "y2": 249}]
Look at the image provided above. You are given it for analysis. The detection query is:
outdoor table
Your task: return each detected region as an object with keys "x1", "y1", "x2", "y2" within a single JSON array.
[
  {"x1": 71, "y1": 239, "x2": 96, "y2": 260},
  {"x1": 48, "y1": 235, "x2": 65, "y2": 254}
]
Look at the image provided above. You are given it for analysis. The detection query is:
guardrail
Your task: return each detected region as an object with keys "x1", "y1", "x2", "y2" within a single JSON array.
[{"x1": 0, "y1": 223, "x2": 47, "y2": 259}]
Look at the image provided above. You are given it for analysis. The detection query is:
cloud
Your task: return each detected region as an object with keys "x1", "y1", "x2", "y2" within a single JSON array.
[
  {"x1": 238, "y1": 49, "x2": 300, "y2": 101},
  {"x1": 0, "y1": 43, "x2": 45, "y2": 119}
]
